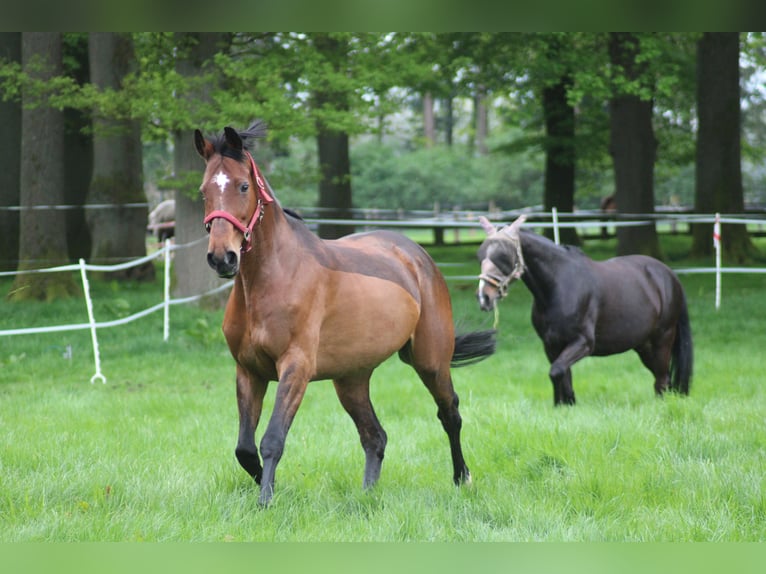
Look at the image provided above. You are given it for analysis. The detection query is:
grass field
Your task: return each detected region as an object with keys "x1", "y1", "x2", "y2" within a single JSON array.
[{"x1": 1, "y1": 235, "x2": 765, "y2": 541}]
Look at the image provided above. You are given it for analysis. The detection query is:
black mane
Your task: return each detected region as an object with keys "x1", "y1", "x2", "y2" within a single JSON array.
[{"x1": 209, "y1": 120, "x2": 268, "y2": 161}]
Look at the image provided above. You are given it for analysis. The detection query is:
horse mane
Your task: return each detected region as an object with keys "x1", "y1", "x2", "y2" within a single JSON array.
[{"x1": 209, "y1": 120, "x2": 268, "y2": 161}]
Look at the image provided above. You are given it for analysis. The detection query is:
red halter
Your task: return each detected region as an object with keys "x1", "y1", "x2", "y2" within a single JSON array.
[{"x1": 203, "y1": 152, "x2": 274, "y2": 253}]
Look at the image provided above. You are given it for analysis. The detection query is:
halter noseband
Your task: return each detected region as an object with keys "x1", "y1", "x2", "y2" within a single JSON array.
[
  {"x1": 478, "y1": 232, "x2": 525, "y2": 299},
  {"x1": 203, "y1": 151, "x2": 274, "y2": 253}
]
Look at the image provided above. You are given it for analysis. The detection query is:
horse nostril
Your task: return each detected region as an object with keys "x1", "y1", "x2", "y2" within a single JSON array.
[
  {"x1": 225, "y1": 250, "x2": 238, "y2": 267},
  {"x1": 207, "y1": 252, "x2": 216, "y2": 270}
]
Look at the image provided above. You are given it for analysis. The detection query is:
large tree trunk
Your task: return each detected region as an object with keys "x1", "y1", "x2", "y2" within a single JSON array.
[
  {"x1": 474, "y1": 87, "x2": 489, "y2": 156},
  {"x1": 423, "y1": 92, "x2": 435, "y2": 146},
  {"x1": 86, "y1": 33, "x2": 152, "y2": 280},
  {"x1": 9, "y1": 33, "x2": 78, "y2": 301},
  {"x1": 0, "y1": 33, "x2": 21, "y2": 271},
  {"x1": 172, "y1": 32, "x2": 230, "y2": 304},
  {"x1": 64, "y1": 33, "x2": 92, "y2": 263},
  {"x1": 692, "y1": 32, "x2": 755, "y2": 262},
  {"x1": 542, "y1": 75, "x2": 579, "y2": 246},
  {"x1": 608, "y1": 33, "x2": 662, "y2": 259},
  {"x1": 313, "y1": 34, "x2": 353, "y2": 239}
]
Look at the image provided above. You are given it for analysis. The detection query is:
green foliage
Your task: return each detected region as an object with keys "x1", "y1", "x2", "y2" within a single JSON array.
[{"x1": 349, "y1": 140, "x2": 543, "y2": 211}]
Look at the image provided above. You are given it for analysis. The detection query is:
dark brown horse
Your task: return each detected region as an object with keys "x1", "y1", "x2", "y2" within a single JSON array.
[
  {"x1": 476, "y1": 215, "x2": 692, "y2": 405},
  {"x1": 194, "y1": 122, "x2": 495, "y2": 506}
]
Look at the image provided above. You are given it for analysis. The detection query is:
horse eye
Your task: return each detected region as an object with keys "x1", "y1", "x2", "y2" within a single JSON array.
[{"x1": 240, "y1": 183, "x2": 249, "y2": 193}]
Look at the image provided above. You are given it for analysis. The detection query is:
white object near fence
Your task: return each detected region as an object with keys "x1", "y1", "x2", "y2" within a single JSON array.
[
  {"x1": 79, "y1": 258, "x2": 106, "y2": 384},
  {"x1": 551, "y1": 207, "x2": 560, "y2": 245}
]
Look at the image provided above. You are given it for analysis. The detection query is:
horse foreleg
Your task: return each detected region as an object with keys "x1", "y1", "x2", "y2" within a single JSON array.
[
  {"x1": 258, "y1": 362, "x2": 311, "y2": 507},
  {"x1": 234, "y1": 366, "x2": 267, "y2": 484},
  {"x1": 333, "y1": 372, "x2": 387, "y2": 489},
  {"x1": 548, "y1": 336, "x2": 593, "y2": 406}
]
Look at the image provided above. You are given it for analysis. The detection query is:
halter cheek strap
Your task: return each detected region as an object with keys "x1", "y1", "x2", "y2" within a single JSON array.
[{"x1": 203, "y1": 152, "x2": 274, "y2": 253}]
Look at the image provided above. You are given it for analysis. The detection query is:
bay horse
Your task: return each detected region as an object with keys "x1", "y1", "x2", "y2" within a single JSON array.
[
  {"x1": 194, "y1": 122, "x2": 495, "y2": 506},
  {"x1": 476, "y1": 215, "x2": 692, "y2": 405}
]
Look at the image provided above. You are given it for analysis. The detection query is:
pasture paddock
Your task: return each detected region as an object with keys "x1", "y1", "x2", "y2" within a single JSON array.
[{"x1": 1, "y1": 237, "x2": 765, "y2": 541}]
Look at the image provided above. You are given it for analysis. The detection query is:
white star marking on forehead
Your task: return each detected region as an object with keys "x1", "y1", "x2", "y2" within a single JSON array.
[{"x1": 213, "y1": 171, "x2": 230, "y2": 193}]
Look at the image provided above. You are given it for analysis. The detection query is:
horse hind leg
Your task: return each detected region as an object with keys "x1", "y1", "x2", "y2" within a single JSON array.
[
  {"x1": 412, "y1": 362, "x2": 470, "y2": 485},
  {"x1": 333, "y1": 372, "x2": 387, "y2": 489},
  {"x1": 636, "y1": 334, "x2": 674, "y2": 396}
]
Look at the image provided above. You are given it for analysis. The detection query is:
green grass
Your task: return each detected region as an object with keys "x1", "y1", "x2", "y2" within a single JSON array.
[{"x1": 1, "y1": 235, "x2": 765, "y2": 541}]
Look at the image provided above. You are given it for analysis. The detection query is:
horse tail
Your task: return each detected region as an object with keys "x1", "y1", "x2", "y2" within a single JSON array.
[
  {"x1": 669, "y1": 292, "x2": 693, "y2": 394},
  {"x1": 451, "y1": 329, "x2": 497, "y2": 368}
]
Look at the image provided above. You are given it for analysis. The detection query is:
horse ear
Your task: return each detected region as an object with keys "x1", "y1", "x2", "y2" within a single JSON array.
[
  {"x1": 223, "y1": 126, "x2": 243, "y2": 151},
  {"x1": 479, "y1": 216, "x2": 496, "y2": 236},
  {"x1": 503, "y1": 214, "x2": 527, "y2": 239},
  {"x1": 194, "y1": 129, "x2": 214, "y2": 160}
]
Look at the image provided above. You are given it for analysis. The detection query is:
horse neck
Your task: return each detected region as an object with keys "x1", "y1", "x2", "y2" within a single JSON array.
[
  {"x1": 237, "y1": 203, "x2": 315, "y2": 285},
  {"x1": 518, "y1": 231, "x2": 571, "y2": 302}
]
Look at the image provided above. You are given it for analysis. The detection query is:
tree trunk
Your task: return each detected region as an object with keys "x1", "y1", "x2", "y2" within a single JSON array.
[
  {"x1": 9, "y1": 33, "x2": 78, "y2": 301},
  {"x1": 64, "y1": 33, "x2": 92, "y2": 263},
  {"x1": 474, "y1": 87, "x2": 489, "y2": 156},
  {"x1": 0, "y1": 33, "x2": 21, "y2": 271},
  {"x1": 86, "y1": 33, "x2": 152, "y2": 280},
  {"x1": 542, "y1": 76, "x2": 579, "y2": 246},
  {"x1": 313, "y1": 33, "x2": 353, "y2": 239},
  {"x1": 172, "y1": 32, "x2": 230, "y2": 304},
  {"x1": 423, "y1": 92, "x2": 435, "y2": 146},
  {"x1": 692, "y1": 32, "x2": 755, "y2": 262},
  {"x1": 608, "y1": 33, "x2": 662, "y2": 259},
  {"x1": 443, "y1": 95, "x2": 454, "y2": 147}
]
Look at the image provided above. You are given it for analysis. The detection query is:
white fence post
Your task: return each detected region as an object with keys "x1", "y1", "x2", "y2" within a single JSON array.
[
  {"x1": 552, "y1": 207, "x2": 560, "y2": 245},
  {"x1": 163, "y1": 239, "x2": 171, "y2": 342},
  {"x1": 714, "y1": 213, "x2": 721, "y2": 310},
  {"x1": 79, "y1": 259, "x2": 106, "y2": 384}
]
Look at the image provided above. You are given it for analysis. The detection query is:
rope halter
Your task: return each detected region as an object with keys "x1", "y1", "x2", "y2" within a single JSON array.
[{"x1": 203, "y1": 151, "x2": 274, "y2": 253}]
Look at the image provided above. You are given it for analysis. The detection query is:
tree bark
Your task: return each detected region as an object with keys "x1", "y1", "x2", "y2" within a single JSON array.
[
  {"x1": 64, "y1": 34, "x2": 92, "y2": 263},
  {"x1": 692, "y1": 32, "x2": 755, "y2": 262},
  {"x1": 172, "y1": 32, "x2": 230, "y2": 304},
  {"x1": 0, "y1": 33, "x2": 21, "y2": 271},
  {"x1": 608, "y1": 33, "x2": 662, "y2": 259},
  {"x1": 542, "y1": 75, "x2": 579, "y2": 246},
  {"x1": 474, "y1": 87, "x2": 489, "y2": 156},
  {"x1": 313, "y1": 34, "x2": 353, "y2": 239},
  {"x1": 423, "y1": 92, "x2": 435, "y2": 146},
  {"x1": 9, "y1": 33, "x2": 78, "y2": 301},
  {"x1": 85, "y1": 33, "x2": 152, "y2": 280}
]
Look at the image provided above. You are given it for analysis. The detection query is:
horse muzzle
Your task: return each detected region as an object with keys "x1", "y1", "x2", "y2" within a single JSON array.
[
  {"x1": 477, "y1": 281, "x2": 499, "y2": 312},
  {"x1": 207, "y1": 248, "x2": 240, "y2": 278}
]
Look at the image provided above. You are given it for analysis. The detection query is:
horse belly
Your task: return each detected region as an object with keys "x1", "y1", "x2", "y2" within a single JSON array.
[{"x1": 313, "y1": 277, "x2": 420, "y2": 378}]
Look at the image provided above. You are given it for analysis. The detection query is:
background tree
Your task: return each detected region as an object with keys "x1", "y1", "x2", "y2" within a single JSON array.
[
  {"x1": 693, "y1": 32, "x2": 756, "y2": 262},
  {"x1": 608, "y1": 33, "x2": 662, "y2": 258},
  {"x1": 0, "y1": 33, "x2": 20, "y2": 271},
  {"x1": 63, "y1": 33, "x2": 92, "y2": 263},
  {"x1": 86, "y1": 32, "x2": 153, "y2": 280},
  {"x1": 171, "y1": 32, "x2": 232, "y2": 301},
  {"x1": 9, "y1": 32, "x2": 78, "y2": 301}
]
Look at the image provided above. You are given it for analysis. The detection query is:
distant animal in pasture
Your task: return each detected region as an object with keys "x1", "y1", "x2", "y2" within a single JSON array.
[
  {"x1": 195, "y1": 121, "x2": 496, "y2": 506},
  {"x1": 599, "y1": 194, "x2": 617, "y2": 238},
  {"x1": 476, "y1": 215, "x2": 693, "y2": 405},
  {"x1": 147, "y1": 199, "x2": 175, "y2": 242}
]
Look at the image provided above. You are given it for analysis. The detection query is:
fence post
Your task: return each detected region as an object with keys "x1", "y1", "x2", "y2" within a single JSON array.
[
  {"x1": 79, "y1": 259, "x2": 106, "y2": 384},
  {"x1": 714, "y1": 213, "x2": 721, "y2": 310},
  {"x1": 552, "y1": 207, "x2": 560, "y2": 245}
]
